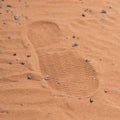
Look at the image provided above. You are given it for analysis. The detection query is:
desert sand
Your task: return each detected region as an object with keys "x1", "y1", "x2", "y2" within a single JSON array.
[{"x1": 0, "y1": 0, "x2": 120, "y2": 120}]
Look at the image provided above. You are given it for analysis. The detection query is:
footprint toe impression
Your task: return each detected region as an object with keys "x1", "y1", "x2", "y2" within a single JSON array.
[
  {"x1": 27, "y1": 21, "x2": 99, "y2": 97},
  {"x1": 27, "y1": 21, "x2": 62, "y2": 48}
]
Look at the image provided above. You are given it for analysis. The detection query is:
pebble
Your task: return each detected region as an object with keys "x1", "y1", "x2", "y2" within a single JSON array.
[
  {"x1": 26, "y1": 54, "x2": 31, "y2": 58},
  {"x1": 2, "y1": 20, "x2": 6, "y2": 24},
  {"x1": 101, "y1": 10, "x2": 107, "y2": 14},
  {"x1": 20, "y1": 61, "x2": 25, "y2": 65},
  {"x1": 85, "y1": 59, "x2": 91, "y2": 63},
  {"x1": 82, "y1": 13, "x2": 85, "y2": 17},
  {"x1": 72, "y1": 42, "x2": 79, "y2": 47},
  {"x1": 72, "y1": 36, "x2": 76, "y2": 39},
  {"x1": 14, "y1": 14, "x2": 20, "y2": 20},
  {"x1": 104, "y1": 90, "x2": 108, "y2": 93},
  {"x1": 13, "y1": 53, "x2": 17, "y2": 56},
  {"x1": 56, "y1": 81, "x2": 60, "y2": 85},
  {"x1": 27, "y1": 75, "x2": 32, "y2": 80},
  {"x1": 90, "y1": 98, "x2": 94, "y2": 103},
  {"x1": 9, "y1": 61, "x2": 13, "y2": 64},
  {"x1": 44, "y1": 75, "x2": 49, "y2": 80},
  {"x1": 7, "y1": 4, "x2": 12, "y2": 8},
  {"x1": 109, "y1": 6, "x2": 112, "y2": 9}
]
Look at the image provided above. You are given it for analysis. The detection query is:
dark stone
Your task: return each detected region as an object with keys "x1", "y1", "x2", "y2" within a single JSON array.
[
  {"x1": 72, "y1": 42, "x2": 79, "y2": 47},
  {"x1": 90, "y1": 98, "x2": 94, "y2": 103},
  {"x1": 20, "y1": 61, "x2": 25, "y2": 65},
  {"x1": 7, "y1": 4, "x2": 12, "y2": 8},
  {"x1": 9, "y1": 61, "x2": 13, "y2": 64},
  {"x1": 82, "y1": 13, "x2": 85, "y2": 17},
  {"x1": 2, "y1": 20, "x2": 6, "y2": 24},
  {"x1": 72, "y1": 36, "x2": 76, "y2": 39},
  {"x1": 85, "y1": 59, "x2": 91, "y2": 63},
  {"x1": 56, "y1": 81, "x2": 60, "y2": 85},
  {"x1": 13, "y1": 53, "x2": 17, "y2": 56},
  {"x1": 27, "y1": 75, "x2": 32, "y2": 80},
  {"x1": 26, "y1": 54, "x2": 31, "y2": 58},
  {"x1": 104, "y1": 90, "x2": 108, "y2": 93},
  {"x1": 101, "y1": 10, "x2": 107, "y2": 14}
]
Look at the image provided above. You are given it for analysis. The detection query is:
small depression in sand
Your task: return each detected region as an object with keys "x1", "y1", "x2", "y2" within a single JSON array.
[
  {"x1": 26, "y1": 21, "x2": 99, "y2": 97},
  {"x1": 26, "y1": 21, "x2": 62, "y2": 48}
]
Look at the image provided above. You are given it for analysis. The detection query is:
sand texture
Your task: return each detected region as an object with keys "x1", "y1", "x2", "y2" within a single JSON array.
[{"x1": 0, "y1": 0, "x2": 120, "y2": 120}]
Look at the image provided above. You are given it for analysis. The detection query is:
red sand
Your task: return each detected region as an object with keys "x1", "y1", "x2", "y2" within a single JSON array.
[{"x1": 0, "y1": 0, "x2": 120, "y2": 120}]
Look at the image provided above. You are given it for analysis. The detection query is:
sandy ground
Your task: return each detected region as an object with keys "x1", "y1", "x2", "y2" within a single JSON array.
[{"x1": 0, "y1": 0, "x2": 120, "y2": 120}]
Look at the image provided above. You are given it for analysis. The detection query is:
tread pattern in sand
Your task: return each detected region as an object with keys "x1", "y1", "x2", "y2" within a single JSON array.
[{"x1": 27, "y1": 21, "x2": 99, "y2": 97}]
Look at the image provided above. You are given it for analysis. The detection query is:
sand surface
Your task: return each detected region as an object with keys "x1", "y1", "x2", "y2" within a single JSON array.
[{"x1": 0, "y1": 0, "x2": 120, "y2": 120}]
